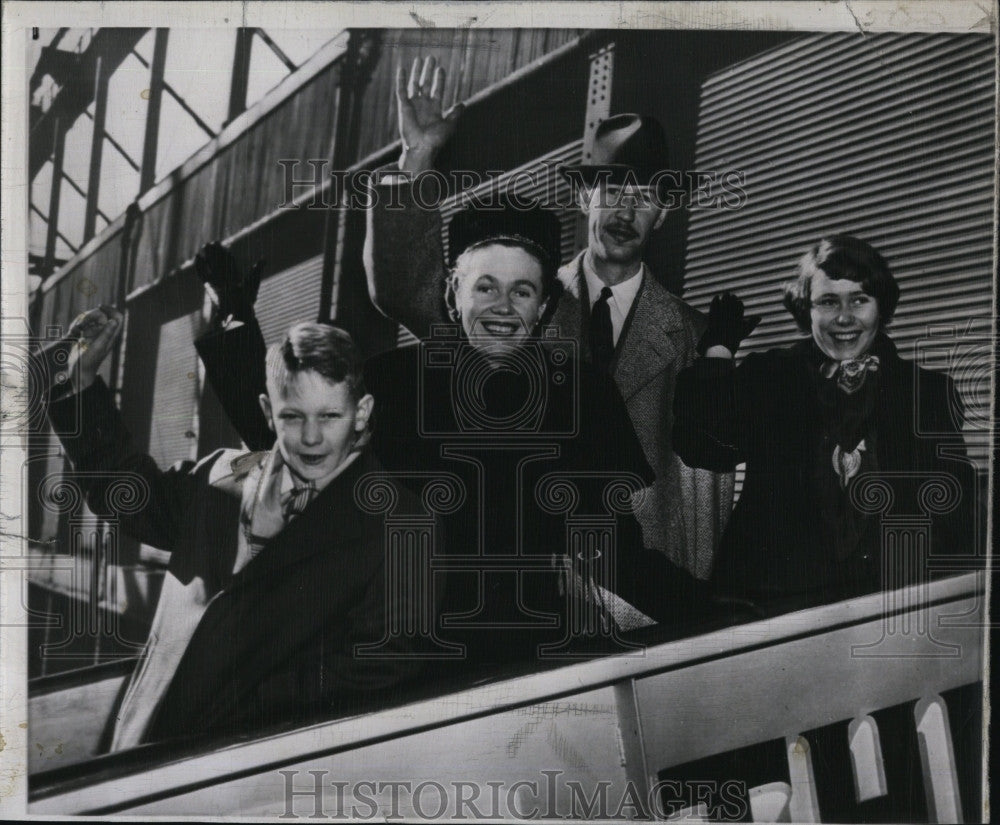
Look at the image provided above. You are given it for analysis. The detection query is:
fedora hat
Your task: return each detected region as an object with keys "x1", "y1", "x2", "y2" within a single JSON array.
[
  {"x1": 560, "y1": 113, "x2": 671, "y2": 189},
  {"x1": 446, "y1": 199, "x2": 563, "y2": 269}
]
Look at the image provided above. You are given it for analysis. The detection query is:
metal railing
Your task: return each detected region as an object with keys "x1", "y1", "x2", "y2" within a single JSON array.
[{"x1": 29, "y1": 571, "x2": 985, "y2": 820}]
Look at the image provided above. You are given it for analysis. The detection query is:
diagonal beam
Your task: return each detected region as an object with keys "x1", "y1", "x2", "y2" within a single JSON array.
[
  {"x1": 31, "y1": 202, "x2": 79, "y2": 254},
  {"x1": 29, "y1": 28, "x2": 73, "y2": 92},
  {"x1": 29, "y1": 28, "x2": 148, "y2": 181},
  {"x1": 80, "y1": 109, "x2": 140, "y2": 171},
  {"x1": 254, "y1": 28, "x2": 297, "y2": 72},
  {"x1": 56, "y1": 169, "x2": 112, "y2": 224},
  {"x1": 130, "y1": 46, "x2": 216, "y2": 139}
]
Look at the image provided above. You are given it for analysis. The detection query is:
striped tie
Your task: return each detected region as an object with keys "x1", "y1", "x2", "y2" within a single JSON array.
[{"x1": 282, "y1": 482, "x2": 316, "y2": 523}]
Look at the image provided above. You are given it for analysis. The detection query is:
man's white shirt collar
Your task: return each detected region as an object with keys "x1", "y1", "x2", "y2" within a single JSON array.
[{"x1": 582, "y1": 255, "x2": 645, "y2": 346}]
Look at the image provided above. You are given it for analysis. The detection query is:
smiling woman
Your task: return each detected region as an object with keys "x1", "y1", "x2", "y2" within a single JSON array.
[
  {"x1": 783, "y1": 236, "x2": 900, "y2": 363},
  {"x1": 448, "y1": 238, "x2": 552, "y2": 352},
  {"x1": 672, "y1": 234, "x2": 979, "y2": 607},
  {"x1": 439, "y1": 189, "x2": 563, "y2": 345},
  {"x1": 355, "y1": 197, "x2": 708, "y2": 668},
  {"x1": 807, "y1": 274, "x2": 880, "y2": 361}
]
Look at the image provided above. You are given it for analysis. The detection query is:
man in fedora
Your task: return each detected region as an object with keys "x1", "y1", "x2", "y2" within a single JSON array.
[{"x1": 365, "y1": 57, "x2": 733, "y2": 580}]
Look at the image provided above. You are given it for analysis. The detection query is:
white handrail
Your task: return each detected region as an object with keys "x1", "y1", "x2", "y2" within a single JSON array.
[{"x1": 30, "y1": 572, "x2": 984, "y2": 815}]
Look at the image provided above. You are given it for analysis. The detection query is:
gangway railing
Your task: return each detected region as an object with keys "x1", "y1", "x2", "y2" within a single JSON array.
[{"x1": 29, "y1": 571, "x2": 985, "y2": 820}]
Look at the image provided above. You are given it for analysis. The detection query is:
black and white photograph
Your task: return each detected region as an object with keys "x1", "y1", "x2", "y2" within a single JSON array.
[{"x1": 0, "y1": 1, "x2": 995, "y2": 820}]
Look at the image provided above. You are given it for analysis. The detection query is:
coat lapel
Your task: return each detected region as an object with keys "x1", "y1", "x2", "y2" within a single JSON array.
[
  {"x1": 169, "y1": 449, "x2": 254, "y2": 587},
  {"x1": 613, "y1": 276, "x2": 690, "y2": 401},
  {"x1": 226, "y1": 451, "x2": 376, "y2": 593},
  {"x1": 152, "y1": 451, "x2": 389, "y2": 736},
  {"x1": 552, "y1": 253, "x2": 698, "y2": 400},
  {"x1": 549, "y1": 252, "x2": 588, "y2": 352}
]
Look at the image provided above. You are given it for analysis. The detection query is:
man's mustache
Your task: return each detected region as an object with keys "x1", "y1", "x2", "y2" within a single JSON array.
[{"x1": 606, "y1": 223, "x2": 639, "y2": 239}]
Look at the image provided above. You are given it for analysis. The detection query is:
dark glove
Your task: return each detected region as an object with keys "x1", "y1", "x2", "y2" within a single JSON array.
[
  {"x1": 194, "y1": 241, "x2": 264, "y2": 325},
  {"x1": 697, "y1": 292, "x2": 761, "y2": 356}
]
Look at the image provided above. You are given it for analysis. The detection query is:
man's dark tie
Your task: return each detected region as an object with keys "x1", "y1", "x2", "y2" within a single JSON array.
[{"x1": 590, "y1": 286, "x2": 615, "y2": 375}]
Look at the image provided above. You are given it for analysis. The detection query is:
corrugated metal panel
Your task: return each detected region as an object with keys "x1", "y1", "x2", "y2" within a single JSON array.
[
  {"x1": 30, "y1": 234, "x2": 131, "y2": 553},
  {"x1": 119, "y1": 29, "x2": 583, "y2": 294},
  {"x1": 255, "y1": 254, "x2": 326, "y2": 345},
  {"x1": 128, "y1": 61, "x2": 343, "y2": 295},
  {"x1": 357, "y1": 29, "x2": 583, "y2": 163},
  {"x1": 147, "y1": 311, "x2": 202, "y2": 468},
  {"x1": 684, "y1": 32, "x2": 995, "y2": 473},
  {"x1": 42, "y1": 29, "x2": 586, "y2": 314},
  {"x1": 397, "y1": 140, "x2": 584, "y2": 349}
]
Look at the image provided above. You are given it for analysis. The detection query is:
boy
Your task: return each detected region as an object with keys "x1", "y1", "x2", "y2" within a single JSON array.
[{"x1": 46, "y1": 307, "x2": 438, "y2": 751}]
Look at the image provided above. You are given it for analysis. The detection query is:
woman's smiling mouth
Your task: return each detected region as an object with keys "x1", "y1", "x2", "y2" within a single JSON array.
[{"x1": 479, "y1": 319, "x2": 521, "y2": 336}]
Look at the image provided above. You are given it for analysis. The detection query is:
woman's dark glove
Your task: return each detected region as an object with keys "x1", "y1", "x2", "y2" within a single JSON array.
[
  {"x1": 194, "y1": 241, "x2": 264, "y2": 325},
  {"x1": 697, "y1": 292, "x2": 761, "y2": 355}
]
